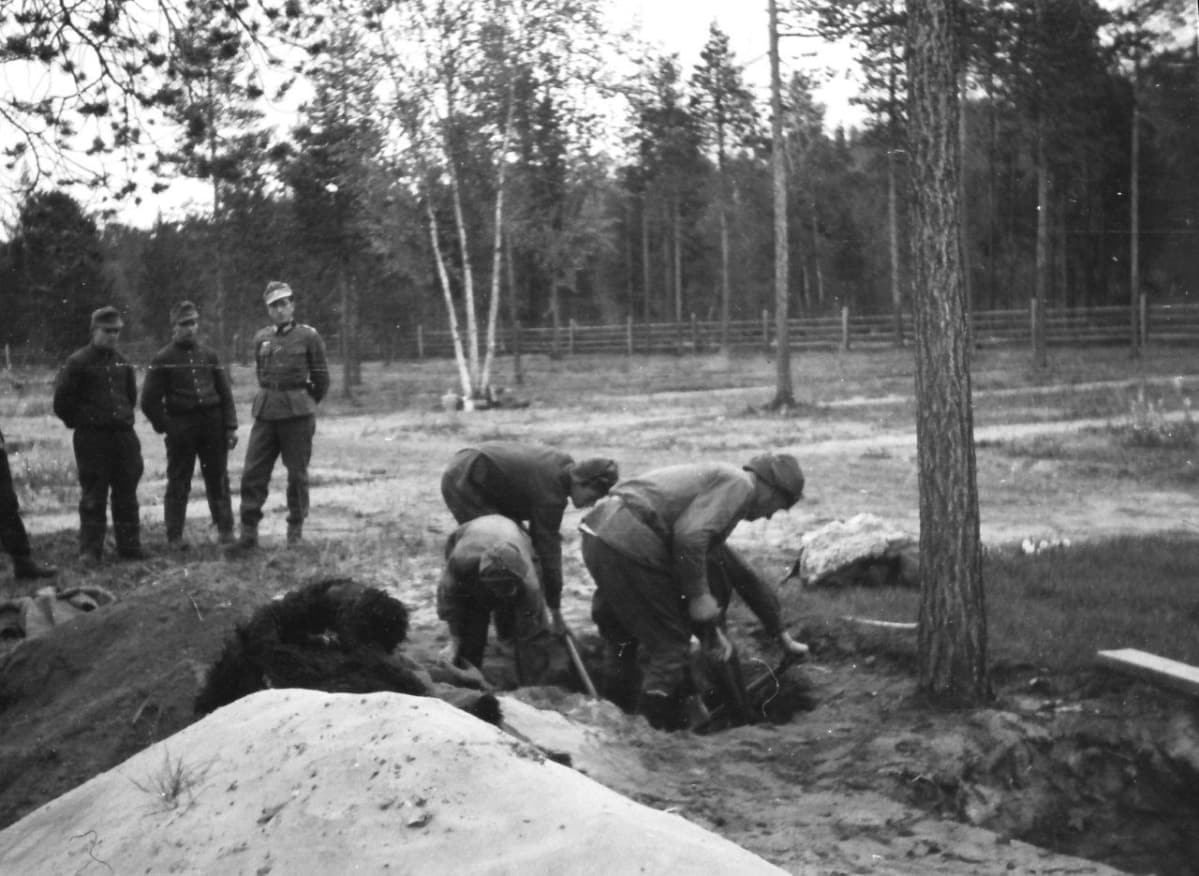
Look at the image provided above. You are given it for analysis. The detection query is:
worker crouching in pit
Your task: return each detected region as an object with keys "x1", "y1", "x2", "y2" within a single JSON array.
[
  {"x1": 580, "y1": 453, "x2": 811, "y2": 731},
  {"x1": 438, "y1": 514, "x2": 560, "y2": 687}
]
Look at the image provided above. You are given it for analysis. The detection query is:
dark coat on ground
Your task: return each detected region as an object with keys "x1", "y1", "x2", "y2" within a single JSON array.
[{"x1": 194, "y1": 578, "x2": 500, "y2": 725}]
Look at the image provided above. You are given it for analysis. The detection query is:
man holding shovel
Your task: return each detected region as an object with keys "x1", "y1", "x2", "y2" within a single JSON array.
[
  {"x1": 437, "y1": 514, "x2": 565, "y2": 687},
  {"x1": 579, "y1": 453, "x2": 810, "y2": 731}
]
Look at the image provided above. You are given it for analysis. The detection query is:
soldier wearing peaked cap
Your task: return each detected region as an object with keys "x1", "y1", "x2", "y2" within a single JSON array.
[
  {"x1": 437, "y1": 514, "x2": 558, "y2": 685},
  {"x1": 52, "y1": 306, "x2": 146, "y2": 565},
  {"x1": 440, "y1": 441, "x2": 619, "y2": 637},
  {"x1": 579, "y1": 452, "x2": 810, "y2": 731},
  {"x1": 229, "y1": 282, "x2": 329, "y2": 553},
  {"x1": 140, "y1": 300, "x2": 238, "y2": 549}
]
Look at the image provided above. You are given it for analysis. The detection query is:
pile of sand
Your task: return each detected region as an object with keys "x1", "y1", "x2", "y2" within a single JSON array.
[{"x1": 0, "y1": 689, "x2": 786, "y2": 874}]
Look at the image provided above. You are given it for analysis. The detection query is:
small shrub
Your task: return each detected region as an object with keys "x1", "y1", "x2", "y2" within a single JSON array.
[
  {"x1": 129, "y1": 749, "x2": 211, "y2": 812},
  {"x1": 1119, "y1": 394, "x2": 1195, "y2": 449}
]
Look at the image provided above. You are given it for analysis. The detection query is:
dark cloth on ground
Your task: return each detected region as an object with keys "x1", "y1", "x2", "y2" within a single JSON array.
[{"x1": 440, "y1": 442, "x2": 574, "y2": 611}]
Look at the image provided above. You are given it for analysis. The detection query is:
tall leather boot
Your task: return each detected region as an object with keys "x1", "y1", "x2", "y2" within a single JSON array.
[
  {"x1": 79, "y1": 520, "x2": 106, "y2": 566},
  {"x1": 286, "y1": 521, "x2": 303, "y2": 546},
  {"x1": 226, "y1": 524, "x2": 258, "y2": 557},
  {"x1": 164, "y1": 498, "x2": 188, "y2": 550},
  {"x1": 114, "y1": 522, "x2": 148, "y2": 560}
]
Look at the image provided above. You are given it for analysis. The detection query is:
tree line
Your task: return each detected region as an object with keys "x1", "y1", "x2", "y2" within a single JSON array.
[{"x1": 2, "y1": 0, "x2": 1194, "y2": 394}]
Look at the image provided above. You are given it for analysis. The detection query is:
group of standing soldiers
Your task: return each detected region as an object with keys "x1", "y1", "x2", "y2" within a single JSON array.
[
  {"x1": 435, "y1": 439, "x2": 809, "y2": 732},
  {"x1": 0, "y1": 280, "x2": 328, "y2": 579},
  {"x1": 3, "y1": 285, "x2": 808, "y2": 732}
]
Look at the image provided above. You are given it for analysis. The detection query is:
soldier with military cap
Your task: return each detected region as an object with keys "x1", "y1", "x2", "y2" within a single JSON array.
[
  {"x1": 52, "y1": 306, "x2": 146, "y2": 565},
  {"x1": 579, "y1": 452, "x2": 810, "y2": 730},
  {"x1": 440, "y1": 441, "x2": 619, "y2": 636},
  {"x1": 229, "y1": 281, "x2": 329, "y2": 552},
  {"x1": 140, "y1": 300, "x2": 239, "y2": 549}
]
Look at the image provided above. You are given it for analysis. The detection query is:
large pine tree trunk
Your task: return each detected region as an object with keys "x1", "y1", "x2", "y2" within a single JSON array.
[
  {"x1": 768, "y1": 0, "x2": 794, "y2": 407},
  {"x1": 907, "y1": 0, "x2": 988, "y2": 707}
]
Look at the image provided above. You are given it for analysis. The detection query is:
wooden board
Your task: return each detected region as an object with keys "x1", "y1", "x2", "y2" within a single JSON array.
[
  {"x1": 840, "y1": 616, "x2": 917, "y2": 632},
  {"x1": 1095, "y1": 648, "x2": 1199, "y2": 698}
]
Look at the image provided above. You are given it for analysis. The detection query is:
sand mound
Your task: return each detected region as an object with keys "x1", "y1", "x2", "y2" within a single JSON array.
[{"x1": 0, "y1": 688, "x2": 786, "y2": 875}]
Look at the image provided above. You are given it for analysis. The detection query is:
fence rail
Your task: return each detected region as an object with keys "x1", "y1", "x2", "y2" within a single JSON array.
[
  {"x1": 392, "y1": 298, "x2": 1192, "y2": 361},
  {"x1": 5, "y1": 299, "x2": 1195, "y2": 369}
]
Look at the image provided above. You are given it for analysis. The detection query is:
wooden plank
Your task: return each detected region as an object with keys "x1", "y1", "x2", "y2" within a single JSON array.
[
  {"x1": 1095, "y1": 648, "x2": 1199, "y2": 699},
  {"x1": 840, "y1": 616, "x2": 917, "y2": 632}
]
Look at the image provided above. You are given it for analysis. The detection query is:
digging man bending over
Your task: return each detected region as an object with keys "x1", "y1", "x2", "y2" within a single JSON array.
[
  {"x1": 440, "y1": 441, "x2": 618, "y2": 636},
  {"x1": 580, "y1": 453, "x2": 810, "y2": 731}
]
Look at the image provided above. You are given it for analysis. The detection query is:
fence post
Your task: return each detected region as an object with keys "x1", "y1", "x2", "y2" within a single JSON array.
[
  {"x1": 691, "y1": 312, "x2": 698, "y2": 353},
  {"x1": 626, "y1": 315, "x2": 633, "y2": 356},
  {"x1": 841, "y1": 306, "x2": 850, "y2": 351},
  {"x1": 569, "y1": 318, "x2": 577, "y2": 356},
  {"x1": 1139, "y1": 294, "x2": 1148, "y2": 350},
  {"x1": 417, "y1": 324, "x2": 424, "y2": 360},
  {"x1": 761, "y1": 309, "x2": 770, "y2": 353}
]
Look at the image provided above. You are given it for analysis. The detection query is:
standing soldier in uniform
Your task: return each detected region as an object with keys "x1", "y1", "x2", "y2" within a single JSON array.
[
  {"x1": 52, "y1": 306, "x2": 146, "y2": 565},
  {"x1": 229, "y1": 281, "x2": 329, "y2": 552},
  {"x1": 1, "y1": 423, "x2": 57, "y2": 582},
  {"x1": 579, "y1": 452, "x2": 810, "y2": 730},
  {"x1": 140, "y1": 301, "x2": 239, "y2": 550},
  {"x1": 440, "y1": 441, "x2": 618, "y2": 636}
]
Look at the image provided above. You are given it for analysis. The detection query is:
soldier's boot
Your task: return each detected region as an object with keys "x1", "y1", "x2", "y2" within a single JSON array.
[
  {"x1": 637, "y1": 689, "x2": 688, "y2": 733},
  {"x1": 164, "y1": 499, "x2": 189, "y2": 551},
  {"x1": 226, "y1": 524, "x2": 258, "y2": 557},
  {"x1": 286, "y1": 522, "x2": 303, "y2": 546},
  {"x1": 12, "y1": 554, "x2": 58, "y2": 580},
  {"x1": 78, "y1": 520, "x2": 106, "y2": 567},
  {"x1": 115, "y1": 523, "x2": 148, "y2": 561}
]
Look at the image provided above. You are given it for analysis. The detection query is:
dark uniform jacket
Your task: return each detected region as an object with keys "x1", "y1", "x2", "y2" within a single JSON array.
[
  {"x1": 582, "y1": 462, "x2": 784, "y2": 634},
  {"x1": 53, "y1": 345, "x2": 138, "y2": 430},
  {"x1": 140, "y1": 339, "x2": 237, "y2": 434},
  {"x1": 250, "y1": 322, "x2": 329, "y2": 420},
  {"x1": 437, "y1": 515, "x2": 544, "y2": 638},
  {"x1": 454, "y1": 442, "x2": 574, "y2": 611}
]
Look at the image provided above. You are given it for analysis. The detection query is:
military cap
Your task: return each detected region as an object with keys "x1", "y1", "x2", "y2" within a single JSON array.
[
  {"x1": 571, "y1": 458, "x2": 619, "y2": 491},
  {"x1": 264, "y1": 281, "x2": 293, "y2": 306},
  {"x1": 90, "y1": 306, "x2": 124, "y2": 330},
  {"x1": 170, "y1": 300, "x2": 199, "y2": 325},
  {"x1": 744, "y1": 452, "x2": 805, "y2": 506}
]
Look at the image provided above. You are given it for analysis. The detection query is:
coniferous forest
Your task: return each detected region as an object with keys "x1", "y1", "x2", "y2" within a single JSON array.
[{"x1": 1, "y1": 0, "x2": 1196, "y2": 373}]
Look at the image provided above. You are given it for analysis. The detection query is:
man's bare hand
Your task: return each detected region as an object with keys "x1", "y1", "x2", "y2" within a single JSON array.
[
  {"x1": 226, "y1": 431, "x2": 239, "y2": 450},
  {"x1": 688, "y1": 593, "x2": 720, "y2": 624}
]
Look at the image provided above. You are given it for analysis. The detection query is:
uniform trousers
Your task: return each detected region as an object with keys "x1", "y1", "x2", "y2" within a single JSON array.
[{"x1": 239, "y1": 415, "x2": 315, "y2": 528}]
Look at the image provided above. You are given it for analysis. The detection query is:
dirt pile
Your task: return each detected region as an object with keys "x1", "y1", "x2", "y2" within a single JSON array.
[{"x1": 0, "y1": 689, "x2": 789, "y2": 875}]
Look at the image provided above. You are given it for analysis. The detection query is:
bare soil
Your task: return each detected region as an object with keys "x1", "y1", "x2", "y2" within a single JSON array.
[{"x1": 3, "y1": 352, "x2": 1198, "y2": 874}]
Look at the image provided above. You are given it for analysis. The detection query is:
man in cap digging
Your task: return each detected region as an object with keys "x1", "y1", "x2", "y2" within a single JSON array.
[
  {"x1": 440, "y1": 441, "x2": 618, "y2": 637},
  {"x1": 52, "y1": 306, "x2": 146, "y2": 565},
  {"x1": 438, "y1": 514, "x2": 558, "y2": 685},
  {"x1": 229, "y1": 281, "x2": 329, "y2": 552},
  {"x1": 140, "y1": 301, "x2": 239, "y2": 549},
  {"x1": 579, "y1": 452, "x2": 810, "y2": 731}
]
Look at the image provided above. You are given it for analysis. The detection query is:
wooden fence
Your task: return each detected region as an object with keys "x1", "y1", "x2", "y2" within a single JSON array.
[{"x1": 391, "y1": 298, "x2": 1199, "y2": 361}]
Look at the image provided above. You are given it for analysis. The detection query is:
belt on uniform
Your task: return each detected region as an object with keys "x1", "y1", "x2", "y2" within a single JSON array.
[{"x1": 260, "y1": 381, "x2": 308, "y2": 391}]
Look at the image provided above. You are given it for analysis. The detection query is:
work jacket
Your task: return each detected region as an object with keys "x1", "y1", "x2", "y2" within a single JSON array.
[
  {"x1": 438, "y1": 515, "x2": 544, "y2": 637},
  {"x1": 140, "y1": 339, "x2": 237, "y2": 433},
  {"x1": 451, "y1": 442, "x2": 574, "y2": 611},
  {"x1": 581, "y1": 462, "x2": 784, "y2": 635},
  {"x1": 53, "y1": 344, "x2": 138, "y2": 431}
]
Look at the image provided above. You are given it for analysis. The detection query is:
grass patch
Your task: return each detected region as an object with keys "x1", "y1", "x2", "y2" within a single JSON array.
[{"x1": 785, "y1": 533, "x2": 1199, "y2": 675}]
